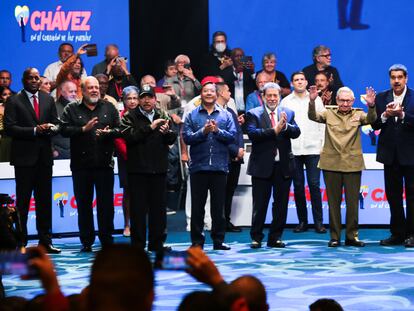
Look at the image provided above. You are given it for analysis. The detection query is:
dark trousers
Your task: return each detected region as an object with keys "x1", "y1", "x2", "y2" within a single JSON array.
[
  {"x1": 293, "y1": 155, "x2": 323, "y2": 224},
  {"x1": 323, "y1": 170, "x2": 361, "y2": 241},
  {"x1": 128, "y1": 173, "x2": 167, "y2": 251},
  {"x1": 225, "y1": 161, "x2": 242, "y2": 223},
  {"x1": 250, "y1": 162, "x2": 292, "y2": 242},
  {"x1": 15, "y1": 164, "x2": 52, "y2": 246},
  {"x1": 384, "y1": 163, "x2": 414, "y2": 238},
  {"x1": 190, "y1": 171, "x2": 227, "y2": 245},
  {"x1": 72, "y1": 168, "x2": 114, "y2": 247}
]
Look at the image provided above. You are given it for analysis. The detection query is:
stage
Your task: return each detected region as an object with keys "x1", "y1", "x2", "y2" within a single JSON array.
[{"x1": 3, "y1": 212, "x2": 414, "y2": 311}]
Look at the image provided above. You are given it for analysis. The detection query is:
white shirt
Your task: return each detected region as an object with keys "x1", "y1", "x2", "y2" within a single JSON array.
[
  {"x1": 264, "y1": 104, "x2": 281, "y2": 161},
  {"x1": 280, "y1": 91, "x2": 325, "y2": 155},
  {"x1": 233, "y1": 70, "x2": 245, "y2": 112}
]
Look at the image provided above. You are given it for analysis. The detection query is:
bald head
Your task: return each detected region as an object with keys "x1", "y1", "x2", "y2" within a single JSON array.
[{"x1": 230, "y1": 275, "x2": 268, "y2": 311}]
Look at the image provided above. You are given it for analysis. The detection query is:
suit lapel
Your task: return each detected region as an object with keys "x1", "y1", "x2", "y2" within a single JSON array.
[
  {"x1": 260, "y1": 107, "x2": 272, "y2": 129},
  {"x1": 20, "y1": 91, "x2": 38, "y2": 122},
  {"x1": 402, "y1": 88, "x2": 411, "y2": 110}
]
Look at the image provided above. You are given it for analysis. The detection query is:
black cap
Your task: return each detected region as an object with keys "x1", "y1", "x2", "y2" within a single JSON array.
[{"x1": 139, "y1": 84, "x2": 155, "y2": 98}]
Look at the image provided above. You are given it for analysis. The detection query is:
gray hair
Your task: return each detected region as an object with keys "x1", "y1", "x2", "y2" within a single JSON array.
[
  {"x1": 262, "y1": 82, "x2": 281, "y2": 95},
  {"x1": 122, "y1": 86, "x2": 139, "y2": 99},
  {"x1": 262, "y1": 52, "x2": 276, "y2": 66},
  {"x1": 336, "y1": 86, "x2": 355, "y2": 99},
  {"x1": 389, "y1": 64, "x2": 408, "y2": 77},
  {"x1": 312, "y1": 45, "x2": 330, "y2": 62}
]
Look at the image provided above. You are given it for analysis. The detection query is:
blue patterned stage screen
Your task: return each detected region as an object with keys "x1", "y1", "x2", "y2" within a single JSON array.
[
  {"x1": 0, "y1": 0, "x2": 129, "y2": 89},
  {"x1": 209, "y1": 0, "x2": 414, "y2": 153}
]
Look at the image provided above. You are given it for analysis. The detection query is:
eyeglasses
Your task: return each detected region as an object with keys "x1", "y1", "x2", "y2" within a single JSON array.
[
  {"x1": 337, "y1": 99, "x2": 353, "y2": 104},
  {"x1": 319, "y1": 54, "x2": 331, "y2": 58}
]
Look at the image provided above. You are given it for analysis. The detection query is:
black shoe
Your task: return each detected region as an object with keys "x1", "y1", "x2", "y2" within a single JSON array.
[
  {"x1": 250, "y1": 240, "x2": 262, "y2": 249},
  {"x1": 350, "y1": 23, "x2": 370, "y2": 30},
  {"x1": 404, "y1": 236, "x2": 414, "y2": 248},
  {"x1": 380, "y1": 235, "x2": 404, "y2": 246},
  {"x1": 314, "y1": 223, "x2": 327, "y2": 234},
  {"x1": 328, "y1": 239, "x2": 340, "y2": 247},
  {"x1": 191, "y1": 243, "x2": 204, "y2": 250},
  {"x1": 40, "y1": 243, "x2": 61, "y2": 254},
  {"x1": 345, "y1": 239, "x2": 365, "y2": 247},
  {"x1": 293, "y1": 222, "x2": 308, "y2": 233},
  {"x1": 80, "y1": 246, "x2": 93, "y2": 253},
  {"x1": 213, "y1": 243, "x2": 231, "y2": 250},
  {"x1": 267, "y1": 240, "x2": 285, "y2": 248},
  {"x1": 226, "y1": 222, "x2": 242, "y2": 233}
]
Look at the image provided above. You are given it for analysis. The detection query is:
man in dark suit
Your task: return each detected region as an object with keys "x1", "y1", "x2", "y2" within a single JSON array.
[
  {"x1": 246, "y1": 82, "x2": 300, "y2": 249},
  {"x1": 372, "y1": 64, "x2": 414, "y2": 247},
  {"x1": 222, "y1": 48, "x2": 256, "y2": 115},
  {"x1": 4, "y1": 68, "x2": 60, "y2": 253}
]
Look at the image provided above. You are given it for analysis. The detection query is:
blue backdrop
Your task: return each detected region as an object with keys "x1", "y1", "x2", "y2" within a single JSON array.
[
  {"x1": 209, "y1": 0, "x2": 414, "y2": 153},
  {"x1": 0, "y1": 1, "x2": 129, "y2": 90}
]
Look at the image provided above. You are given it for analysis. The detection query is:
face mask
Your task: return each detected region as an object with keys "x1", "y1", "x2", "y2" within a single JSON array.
[{"x1": 215, "y1": 43, "x2": 226, "y2": 53}]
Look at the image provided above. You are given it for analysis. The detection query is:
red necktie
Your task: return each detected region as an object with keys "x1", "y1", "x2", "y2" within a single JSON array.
[
  {"x1": 270, "y1": 111, "x2": 276, "y2": 127},
  {"x1": 32, "y1": 95, "x2": 39, "y2": 119}
]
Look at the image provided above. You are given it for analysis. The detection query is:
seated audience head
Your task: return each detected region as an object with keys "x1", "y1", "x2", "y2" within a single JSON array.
[
  {"x1": 58, "y1": 43, "x2": 74, "y2": 62},
  {"x1": 89, "y1": 244, "x2": 154, "y2": 311},
  {"x1": 263, "y1": 82, "x2": 281, "y2": 110},
  {"x1": 175, "y1": 54, "x2": 191, "y2": 75},
  {"x1": 39, "y1": 76, "x2": 51, "y2": 94},
  {"x1": 22, "y1": 68, "x2": 41, "y2": 94},
  {"x1": 71, "y1": 57, "x2": 84, "y2": 79},
  {"x1": 290, "y1": 71, "x2": 308, "y2": 94},
  {"x1": 230, "y1": 275, "x2": 269, "y2": 311},
  {"x1": 216, "y1": 82, "x2": 231, "y2": 104},
  {"x1": 122, "y1": 86, "x2": 139, "y2": 111},
  {"x1": 309, "y1": 298, "x2": 344, "y2": 311},
  {"x1": 59, "y1": 80, "x2": 78, "y2": 102},
  {"x1": 256, "y1": 72, "x2": 271, "y2": 92},
  {"x1": 336, "y1": 86, "x2": 355, "y2": 113},
  {"x1": 0, "y1": 86, "x2": 12, "y2": 103},
  {"x1": 262, "y1": 53, "x2": 277, "y2": 74},
  {"x1": 315, "y1": 71, "x2": 330, "y2": 92},
  {"x1": 81, "y1": 76, "x2": 100, "y2": 105},
  {"x1": 231, "y1": 48, "x2": 245, "y2": 71},
  {"x1": 140, "y1": 75, "x2": 157, "y2": 88},
  {"x1": 105, "y1": 44, "x2": 120, "y2": 62},
  {"x1": 178, "y1": 291, "x2": 222, "y2": 311},
  {"x1": 0, "y1": 296, "x2": 28, "y2": 311},
  {"x1": 163, "y1": 60, "x2": 177, "y2": 79},
  {"x1": 312, "y1": 45, "x2": 331, "y2": 69},
  {"x1": 94, "y1": 74, "x2": 110, "y2": 98},
  {"x1": 211, "y1": 30, "x2": 228, "y2": 53},
  {"x1": 388, "y1": 64, "x2": 408, "y2": 96},
  {"x1": 0, "y1": 70, "x2": 12, "y2": 88}
]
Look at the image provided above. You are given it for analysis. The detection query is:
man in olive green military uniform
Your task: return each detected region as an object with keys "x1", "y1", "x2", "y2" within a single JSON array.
[{"x1": 308, "y1": 85, "x2": 377, "y2": 247}]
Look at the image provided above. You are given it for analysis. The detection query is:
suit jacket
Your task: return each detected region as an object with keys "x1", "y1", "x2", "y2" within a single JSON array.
[
  {"x1": 246, "y1": 106, "x2": 300, "y2": 178},
  {"x1": 222, "y1": 67, "x2": 256, "y2": 111},
  {"x1": 4, "y1": 90, "x2": 58, "y2": 167},
  {"x1": 371, "y1": 87, "x2": 414, "y2": 166}
]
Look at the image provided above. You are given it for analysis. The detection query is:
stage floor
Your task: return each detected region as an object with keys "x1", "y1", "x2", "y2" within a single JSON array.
[{"x1": 3, "y1": 225, "x2": 414, "y2": 310}]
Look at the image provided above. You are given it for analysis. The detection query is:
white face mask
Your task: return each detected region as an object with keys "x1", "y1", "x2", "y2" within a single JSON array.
[{"x1": 215, "y1": 43, "x2": 226, "y2": 53}]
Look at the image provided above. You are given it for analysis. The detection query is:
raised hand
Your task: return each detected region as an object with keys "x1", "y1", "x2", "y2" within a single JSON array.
[
  {"x1": 309, "y1": 85, "x2": 319, "y2": 101},
  {"x1": 365, "y1": 86, "x2": 376, "y2": 107},
  {"x1": 82, "y1": 117, "x2": 99, "y2": 132}
]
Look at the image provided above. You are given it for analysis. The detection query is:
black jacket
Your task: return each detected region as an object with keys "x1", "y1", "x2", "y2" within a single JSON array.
[
  {"x1": 4, "y1": 90, "x2": 58, "y2": 167},
  {"x1": 121, "y1": 108, "x2": 177, "y2": 174},
  {"x1": 60, "y1": 99, "x2": 121, "y2": 170}
]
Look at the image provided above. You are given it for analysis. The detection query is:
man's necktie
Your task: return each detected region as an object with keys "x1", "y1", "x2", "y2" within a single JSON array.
[
  {"x1": 270, "y1": 111, "x2": 276, "y2": 127},
  {"x1": 32, "y1": 94, "x2": 39, "y2": 119}
]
